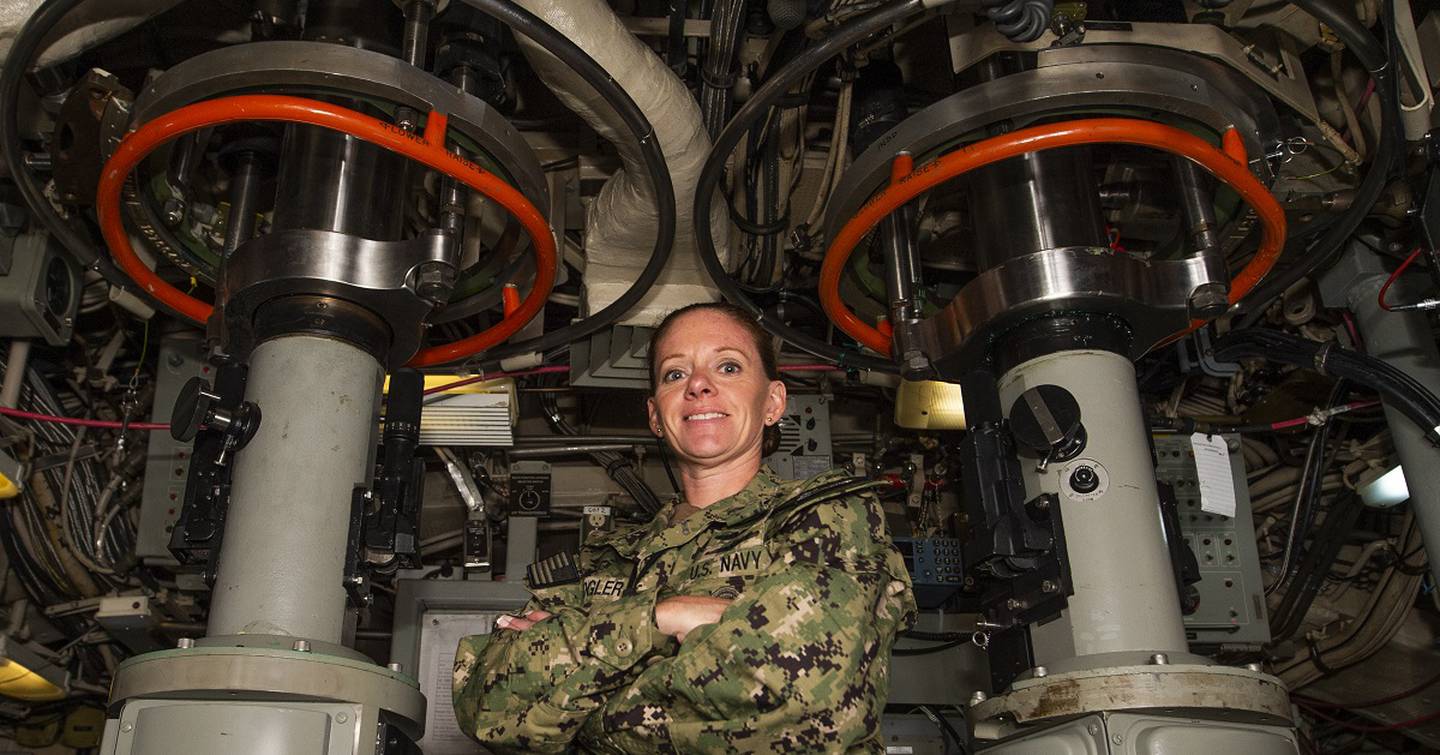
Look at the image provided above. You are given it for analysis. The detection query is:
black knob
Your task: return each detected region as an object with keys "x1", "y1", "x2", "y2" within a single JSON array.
[
  {"x1": 171, "y1": 377, "x2": 218, "y2": 442},
  {"x1": 1069, "y1": 465, "x2": 1100, "y2": 495},
  {"x1": 1008, "y1": 385, "x2": 1082, "y2": 454}
]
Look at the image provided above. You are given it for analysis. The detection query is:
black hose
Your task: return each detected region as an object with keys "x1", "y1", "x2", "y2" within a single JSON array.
[
  {"x1": 0, "y1": 0, "x2": 121, "y2": 281},
  {"x1": 695, "y1": 1, "x2": 933, "y2": 374},
  {"x1": 453, "y1": 0, "x2": 677, "y2": 368},
  {"x1": 1213, "y1": 330, "x2": 1440, "y2": 445},
  {"x1": 1233, "y1": 0, "x2": 1400, "y2": 325}
]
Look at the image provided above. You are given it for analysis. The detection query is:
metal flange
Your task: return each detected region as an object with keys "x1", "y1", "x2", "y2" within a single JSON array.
[
  {"x1": 109, "y1": 645, "x2": 426, "y2": 740},
  {"x1": 970, "y1": 662, "x2": 1293, "y2": 729},
  {"x1": 822, "y1": 46, "x2": 1278, "y2": 244}
]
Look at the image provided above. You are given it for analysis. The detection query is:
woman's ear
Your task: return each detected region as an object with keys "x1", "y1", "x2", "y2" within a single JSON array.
[
  {"x1": 646, "y1": 396, "x2": 663, "y2": 437},
  {"x1": 765, "y1": 379, "x2": 787, "y2": 425}
]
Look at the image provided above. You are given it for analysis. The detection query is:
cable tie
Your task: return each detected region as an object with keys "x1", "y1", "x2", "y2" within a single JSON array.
[
  {"x1": 1313, "y1": 341, "x2": 1336, "y2": 375},
  {"x1": 700, "y1": 67, "x2": 738, "y2": 89}
]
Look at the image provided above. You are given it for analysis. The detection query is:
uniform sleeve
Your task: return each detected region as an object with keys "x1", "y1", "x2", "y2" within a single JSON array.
[
  {"x1": 602, "y1": 492, "x2": 918, "y2": 752},
  {"x1": 452, "y1": 559, "x2": 678, "y2": 754}
]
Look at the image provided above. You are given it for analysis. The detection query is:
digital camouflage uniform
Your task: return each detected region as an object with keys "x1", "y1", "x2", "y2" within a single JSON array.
[{"x1": 452, "y1": 467, "x2": 918, "y2": 753}]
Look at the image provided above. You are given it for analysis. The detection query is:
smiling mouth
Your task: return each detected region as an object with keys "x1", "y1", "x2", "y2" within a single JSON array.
[{"x1": 684, "y1": 412, "x2": 728, "y2": 421}]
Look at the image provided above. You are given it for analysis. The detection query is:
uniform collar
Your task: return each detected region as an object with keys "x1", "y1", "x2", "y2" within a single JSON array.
[{"x1": 604, "y1": 466, "x2": 785, "y2": 558}]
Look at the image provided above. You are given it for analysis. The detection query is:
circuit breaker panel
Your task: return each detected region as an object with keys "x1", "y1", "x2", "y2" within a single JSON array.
[{"x1": 1154, "y1": 433, "x2": 1269, "y2": 646}]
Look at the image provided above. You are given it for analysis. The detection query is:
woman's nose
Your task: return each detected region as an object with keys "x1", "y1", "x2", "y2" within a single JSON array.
[{"x1": 685, "y1": 373, "x2": 714, "y2": 397}]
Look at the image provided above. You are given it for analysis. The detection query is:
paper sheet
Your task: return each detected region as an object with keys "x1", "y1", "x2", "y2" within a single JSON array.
[{"x1": 1190, "y1": 433, "x2": 1237, "y2": 518}]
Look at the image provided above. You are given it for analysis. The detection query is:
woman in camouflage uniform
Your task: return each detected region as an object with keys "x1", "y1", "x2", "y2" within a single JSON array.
[{"x1": 453, "y1": 302, "x2": 917, "y2": 753}]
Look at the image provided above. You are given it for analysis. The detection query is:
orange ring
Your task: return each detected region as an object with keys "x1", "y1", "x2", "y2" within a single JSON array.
[
  {"x1": 820, "y1": 117, "x2": 1287, "y2": 355},
  {"x1": 95, "y1": 94, "x2": 556, "y2": 367}
]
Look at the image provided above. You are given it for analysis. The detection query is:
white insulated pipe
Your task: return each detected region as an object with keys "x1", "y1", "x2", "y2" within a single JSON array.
[{"x1": 508, "y1": 0, "x2": 731, "y2": 325}]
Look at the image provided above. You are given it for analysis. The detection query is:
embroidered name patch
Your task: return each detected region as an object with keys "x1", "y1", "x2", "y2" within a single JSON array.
[
  {"x1": 688, "y1": 546, "x2": 769, "y2": 581},
  {"x1": 583, "y1": 576, "x2": 627, "y2": 600}
]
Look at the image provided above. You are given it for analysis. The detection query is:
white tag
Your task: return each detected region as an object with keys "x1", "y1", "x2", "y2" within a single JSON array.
[
  {"x1": 1189, "y1": 433, "x2": 1237, "y2": 518},
  {"x1": 583, "y1": 505, "x2": 610, "y2": 515}
]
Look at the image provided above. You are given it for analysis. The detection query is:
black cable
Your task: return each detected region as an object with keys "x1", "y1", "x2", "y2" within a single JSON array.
[
  {"x1": 1213, "y1": 330, "x2": 1440, "y2": 445},
  {"x1": 694, "y1": 1, "x2": 933, "y2": 374},
  {"x1": 1233, "y1": 0, "x2": 1401, "y2": 325},
  {"x1": 0, "y1": 0, "x2": 121, "y2": 281},
  {"x1": 893, "y1": 639, "x2": 965, "y2": 655},
  {"x1": 917, "y1": 704, "x2": 968, "y2": 755},
  {"x1": 451, "y1": 0, "x2": 677, "y2": 369}
]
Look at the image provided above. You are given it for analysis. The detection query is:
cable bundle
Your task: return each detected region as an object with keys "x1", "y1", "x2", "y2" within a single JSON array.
[
  {"x1": 1213, "y1": 329, "x2": 1440, "y2": 446},
  {"x1": 982, "y1": 0, "x2": 1054, "y2": 42}
]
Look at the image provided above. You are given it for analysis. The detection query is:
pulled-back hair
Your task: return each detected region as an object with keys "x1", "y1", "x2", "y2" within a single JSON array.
[{"x1": 647, "y1": 302, "x2": 780, "y2": 394}]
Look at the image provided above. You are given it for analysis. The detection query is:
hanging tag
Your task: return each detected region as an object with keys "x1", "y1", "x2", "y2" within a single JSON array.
[{"x1": 1189, "y1": 433, "x2": 1237, "y2": 518}]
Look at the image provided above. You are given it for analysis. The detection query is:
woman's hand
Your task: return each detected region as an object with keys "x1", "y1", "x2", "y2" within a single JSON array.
[
  {"x1": 495, "y1": 609, "x2": 552, "y2": 632},
  {"x1": 655, "y1": 596, "x2": 732, "y2": 642}
]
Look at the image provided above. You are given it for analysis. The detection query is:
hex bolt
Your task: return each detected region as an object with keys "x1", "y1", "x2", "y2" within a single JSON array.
[
  {"x1": 336, "y1": 712, "x2": 349, "y2": 724},
  {"x1": 161, "y1": 197, "x2": 186, "y2": 227},
  {"x1": 388, "y1": 662, "x2": 404, "y2": 673},
  {"x1": 120, "y1": 722, "x2": 134, "y2": 733},
  {"x1": 292, "y1": 639, "x2": 311, "y2": 653},
  {"x1": 1005, "y1": 598, "x2": 1025, "y2": 611},
  {"x1": 1033, "y1": 665, "x2": 1048, "y2": 678},
  {"x1": 176, "y1": 637, "x2": 195, "y2": 649},
  {"x1": 1040, "y1": 579, "x2": 1058, "y2": 593},
  {"x1": 412, "y1": 261, "x2": 456, "y2": 305},
  {"x1": 1188, "y1": 282, "x2": 1230, "y2": 320},
  {"x1": 1086, "y1": 723, "x2": 1100, "y2": 736},
  {"x1": 1150, "y1": 653, "x2": 1169, "y2": 665},
  {"x1": 969, "y1": 690, "x2": 988, "y2": 706}
]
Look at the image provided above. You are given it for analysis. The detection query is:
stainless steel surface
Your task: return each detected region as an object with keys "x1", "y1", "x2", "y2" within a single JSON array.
[
  {"x1": 219, "y1": 229, "x2": 452, "y2": 367},
  {"x1": 107, "y1": 645, "x2": 425, "y2": 740},
  {"x1": 125, "y1": 40, "x2": 548, "y2": 284},
  {"x1": 999, "y1": 351, "x2": 1188, "y2": 662},
  {"x1": 823, "y1": 47, "x2": 1278, "y2": 243},
  {"x1": 918, "y1": 246, "x2": 1227, "y2": 372},
  {"x1": 1174, "y1": 156, "x2": 1221, "y2": 254},
  {"x1": 272, "y1": 124, "x2": 411, "y2": 241},
  {"x1": 221, "y1": 152, "x2": 264, "y2": 254},
  {"x1": 973, "y1": 662, "x2": 1292, "y2": 729},
  {"x1": 947, "y1": 22, "x2": 1317, "y2": 129},
  {"x1": 1320, "y1": 246, "x2": 1440, "y2": 586},
  {"x1": 207, "y1": 336, "x2": 383, "y2": 644},
  {"x1": 966, "y1": 147, "x2": 1108, "y2": 270},
  {"x1": 881, "y1": 203, "x2": 924, "y2": 357}
]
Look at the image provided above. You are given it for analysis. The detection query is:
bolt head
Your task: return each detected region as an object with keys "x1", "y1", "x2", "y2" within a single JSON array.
[
  {"x1": 1150, "y1": 653, "x2": 1169, "y2": 665},
  {"x1": 1033, "y1": 665, "x2": 1048, "y2": 678},
  {"x1": 1040, "y1": 580, "x2": 1058, "y2": 593},
  {"x1": 1245, "y1": 662, "x2": 1263, "y2": 672},
  {"x1": 1005, "y1": 597, "x2": 1025, "y2": 611},
  {"x1": 292, "y1": 639, "x2": 311, "y2": 652},
  {"x1": 412, "y1": 261, "x2": 456, "y2": 305},
  {"x1": 176, "y1": 637, "x2": 195, "y2": 649},
  {"x1": 1188, "y1": 282, "x2": 1230, "y2": 320},
  {"x1": 969, "y1": 690, "x2": 988, "y2": 705},
  {"x1": 388, "y1": 662, "x2": 404, "y2": 672}
]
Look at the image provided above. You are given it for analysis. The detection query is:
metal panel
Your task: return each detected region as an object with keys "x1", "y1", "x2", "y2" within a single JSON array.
[
  {"x1": 136, "y1": 331, "x2": 206, "y2": 563},
  {"x1": 764, "y1": 394, "x2": 833, "y2": 480},
  {"x1": 1153, "y1": 433, "x2": 1269, "y2": 645},
  {"x1": 389, "y1": 580, "x2": 531, "y2": 754},
  {"x1": 114, "y1": 700, "x2": 360, "y2": 755}
]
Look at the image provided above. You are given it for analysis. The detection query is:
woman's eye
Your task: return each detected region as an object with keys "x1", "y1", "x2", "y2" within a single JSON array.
[
  {"x1": 719, "y1": 361, "x2": 741, "y2": 374},
  {"x1": 663, "y1": 369, "x2": 684, "y2": 382}
]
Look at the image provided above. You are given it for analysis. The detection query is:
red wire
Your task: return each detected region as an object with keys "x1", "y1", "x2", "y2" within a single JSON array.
[
  {"x1": 1378, "y1": 247, "x2": 1424, "y2": 312},
  {"x1": 0, "y1": 406, "x2": 169, "y2": 430},
  {"x1": 3, "y1": 360, "x2": 862, "y2": 430},
  {"x1": 1298, "y1": 699, "x2": 1440, "y2": 733},
  {"x1": 1295, "y1": 669, "x2": 1440, "y2": 710}
]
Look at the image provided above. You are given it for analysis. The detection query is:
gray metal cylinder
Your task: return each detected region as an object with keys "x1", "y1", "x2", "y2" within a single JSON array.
[
  {"x1": 207, "y1": 335, "x2": 383, "y2": 643},
  {"x1": 998, "y1": 349, "x2": 1188, "y2": 661},
  {"x1": 966, "y1": 147, "x2": 1108, "y2": 270},
  {"x1": 272, "y1": 124, "x2": 410, "y2": 240},
  {"x1": 1334, "y1": 263, "x2": 1440, "y2": 586}
]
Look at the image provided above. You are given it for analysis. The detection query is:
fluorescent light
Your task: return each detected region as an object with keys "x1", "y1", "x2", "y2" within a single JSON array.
[{"x1": 1359, "y1": 465, "x2": 1410, "y2": 508}]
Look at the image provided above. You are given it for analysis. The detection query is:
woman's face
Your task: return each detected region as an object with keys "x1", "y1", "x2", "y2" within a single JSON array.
[{"x1": 647, "y1": 310, "x2": 786, "y2": 471}]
